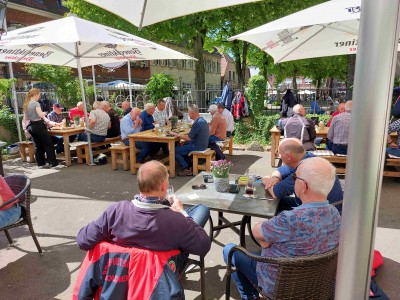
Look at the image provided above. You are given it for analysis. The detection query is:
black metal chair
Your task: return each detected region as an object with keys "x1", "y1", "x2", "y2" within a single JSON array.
[
  {"x1": 225, "y1": 246, "x2": 338, "y2": 300},
  {"x1": 0, "y1": 175, "x2": 42, "y2": 253}
]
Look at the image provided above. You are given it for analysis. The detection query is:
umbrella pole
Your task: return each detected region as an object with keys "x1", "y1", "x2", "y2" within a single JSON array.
[
  {"x1": 335, "y1": 0, "x2": 400, "y2": 299},
  {"x1": 92, "y1": 65, "x2": 97, "y2": 101},
  {"x1": 8, "y1": 62, "x2": 22, "y2": 143},
  {"x1": 127, "y1": 60, "x2": 133, "y2": 106},
  {"x1": 76, "y1": 57, "x2": 95, "y2": 166}
]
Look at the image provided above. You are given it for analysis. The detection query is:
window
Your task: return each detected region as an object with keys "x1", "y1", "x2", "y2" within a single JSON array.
[
  {"x1": 233, "y1": 72, "x2": 235, "y2": 81},
  {"x1": 141, "y1": 61, "x2": 147, "y2": 68},
  {"x1": 153, "y1": 60, "x2": 159, "y2": 65},
  {"x1": 212, "y1": 61, "x2": 216, "y2": 73},
  {"x1": 217, "y1": 62, "x2": 220, "y2": 73},
  {"x1": 229, "y1": 71, "x2": 232, "y2": 81}
]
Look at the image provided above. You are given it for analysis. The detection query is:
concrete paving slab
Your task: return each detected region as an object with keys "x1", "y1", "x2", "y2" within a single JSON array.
[{"x1": 0, "y1": 150, "x2": 399, "y2": 300}]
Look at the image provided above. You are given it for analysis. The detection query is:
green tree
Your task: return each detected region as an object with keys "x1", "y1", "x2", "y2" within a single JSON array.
[
  {"x1": 0, "y1": 78, "x2": 16, "y2": 104},
  {"x1": 245, "y1": 75, "x2": 267, "y2": 116},
  {"x1": 25, "y1": 64, "x2": 94, "y2": 108},
  {"x1": 145, "y1": 73, "x2": 175, "y2": 103}
]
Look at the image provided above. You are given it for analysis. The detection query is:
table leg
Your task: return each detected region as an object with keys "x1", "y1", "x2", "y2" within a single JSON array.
[
  {"x1": 130, "y1": 137, "x2": 137, "y2": 174},
  {"x1": 63, "y1": 133, "x2": 71, "y2": 166},
  {"x1": 208, "y1": 215, "x2": 214, "y2": 242},
  {"x1": 239, "y1": 216, "x2": 251, "y2": 248},
  {"x1": 168, "y1": 140, "x2": 175, "y2": 177},
  {"x1": 271, "y1": 132, "x2": 278, "y2": 168}
]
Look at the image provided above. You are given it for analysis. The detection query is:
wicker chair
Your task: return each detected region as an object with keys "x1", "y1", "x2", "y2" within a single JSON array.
[
  {"x1": 225, "y1": 246, "x2": 338, "y2": 300},
  {"x1": 0, "y1": 175, "x2": 42, "y2": 253}
]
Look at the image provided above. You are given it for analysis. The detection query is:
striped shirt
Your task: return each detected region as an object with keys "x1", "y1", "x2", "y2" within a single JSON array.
[
  {"x1": 327, "y1": 111, "x2": 351, "y2": 145},
  {"x1": 388, "y1": 119, "x2": 400, "y2": 147}
]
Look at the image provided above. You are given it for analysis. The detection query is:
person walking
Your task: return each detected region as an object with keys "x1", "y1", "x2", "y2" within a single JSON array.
[{"x1": 23, "y1": 88, "x2": 62, "y2": 168}]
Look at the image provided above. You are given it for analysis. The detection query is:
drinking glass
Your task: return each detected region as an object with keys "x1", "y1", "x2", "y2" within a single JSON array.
[{"x1": 167, "y1": 185, "x2": 175, "y2": 204}]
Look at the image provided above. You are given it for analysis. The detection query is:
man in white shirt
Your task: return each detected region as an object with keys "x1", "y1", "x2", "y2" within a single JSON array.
[
  {"x1": 217, "y1": 103, "x2": 234, "y2": 137},
  {"x1": 153, "y1": 99, "x2": 171, "y2": 127}
]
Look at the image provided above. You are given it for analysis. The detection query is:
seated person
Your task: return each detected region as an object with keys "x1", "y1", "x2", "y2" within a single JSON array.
[
  {"x1": 101, "y1": 101, "x2": 120, "y2": 138},
  {"x1": 386, "y1": 118, "x2": 400, "y2": 157},
  {"x1": 78, "y1": 101, "x2": 110, "y2": 142},
  {"x1": 69, "y1": 101, "x2": 86, "y2": 120},
  {"x1": 208, "y1": 104, "x2": 226, "y2": 142},
  {"x1": 47, "y1": 103, "x2": 65, "y2": 153},
  {"x1": 262, "y1": 138, "x2": 343, "y2": 213},
  {"x1": 171, "y1": 104, "x2": 209, "y2": 176},
  {"x1": 223, "y1": 157, "x2": 341, "y2": 299},
  {"x1": 217, "y1": 103, "x2": 235, "y2": 137},
  {"x1": 277, "y1": 104, "x2": 316, "y2": 151},
  {"x1": 153, "y1": 99, "x2": 171, "y2": 127},
  {"x1": 327, "y1": 102, "x2": 345, "y2": 127},
  {"x1": 0, "y1": 176, "x2": 21, "y2": 228},
  {"x1": 137, "y1": 103, "x2": 159, "y2": 163},
  {"x1": 121, "y1": 100, "x2": 132, "y2": 116},
  {"x1": 120, "y1": 107, "x2": 142, "y2": 146},
  {"x1": 76, "y1": 161, "x2": 211, "y2": 259},
  {"x1": 326, "y1": 100, "x2": 352, "y2": 155},
  {"x1": 310, "y1": 97, "x2": 325, "y2": 114}
]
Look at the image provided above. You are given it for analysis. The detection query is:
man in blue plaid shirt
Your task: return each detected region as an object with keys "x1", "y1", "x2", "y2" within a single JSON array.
[{"x1": 48, "y1": 103, "x2": 65, "y2": 153}]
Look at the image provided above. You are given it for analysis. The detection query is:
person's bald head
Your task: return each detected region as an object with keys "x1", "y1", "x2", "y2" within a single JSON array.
[
  {"x1": 77, "y1": 101, "x2": 84, "y2": 111},
  {"x1": 100, "y1": 101, "x2": 111, "y2": 112},
  {"x1": 345, "y1": 100, "x2": 352, "y2": 112},
  {"x1": 137, "y1": 161, "x2": 168, "y2": 194},
  {"x1": 279, "y1": 138, "x2": 306, "y2": 166},
  {"x1": 296, "y1": 157, "x2": 336, "y2": 199},
  {"x1": 338, "y1": 103, "x2": 346, "y2": 113},
  {"x1": 122, "y1": 101, "x2": 131, "y2": 111},
  {"x1": 129, "y1": 107, "x2": 141, "y2": 120}
]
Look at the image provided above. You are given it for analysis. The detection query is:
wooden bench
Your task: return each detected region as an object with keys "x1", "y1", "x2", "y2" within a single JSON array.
[
  {"x1": 110, "y1": 145, "x2": 130, "y2": 170},
  {"x1": 76, "y1": 136, "x2": 121, "y2": 165},
  {"x1": 320, "y1": 155, "x2": 400, "y2": 177},
  {"x1": 221, "y1": 137, "x2": 233, "y2": 155},
  {"x1": 190, "y1": 149, "x2": 215, "y2": 175},
  {"x1": 19, "y1": 141, "x2": 35, "y2": 163}
]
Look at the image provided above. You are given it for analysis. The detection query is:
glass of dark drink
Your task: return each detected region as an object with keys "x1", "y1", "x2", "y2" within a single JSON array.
[{"x1": 245, "y1": 175, "x2": 255, "y2": 195}]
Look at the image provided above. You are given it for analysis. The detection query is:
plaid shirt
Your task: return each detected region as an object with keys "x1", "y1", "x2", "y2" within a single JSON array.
[
  {"x1": 328, "y1": 111, "x2": 351, "y2": 144},
  {"x1": 47, "y1": 111, "x2": 64, "y2": 123},
  {"x1": 388, "y1": 119, "x2": 400, "y2": 147}
]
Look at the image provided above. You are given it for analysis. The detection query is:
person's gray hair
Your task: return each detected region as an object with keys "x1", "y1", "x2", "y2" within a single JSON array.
[
  {"x1": 345, "y1": 100, "x2": 352, "y2": 111},
  {"x1": 188, "y1": 104, "x2": 199, "y2": 114},
  {"x1": 297, "y1": 157, "x2": 336, "y2": 197},
  {"x1": 92, "y1": 101, "x2": 101, "y2": 109},
  {"x1": 209, "y1": 104, "x2": 218, "y2": 113},
  {"x1": 144, "y1": 103, "x2": 155, "y2": 111},
  {"x1": 100, "y1": 101, "x2": 110, "y2": 109},
  {"x1": 293, "y1": 104, "x2": 304, "y2": 114}
]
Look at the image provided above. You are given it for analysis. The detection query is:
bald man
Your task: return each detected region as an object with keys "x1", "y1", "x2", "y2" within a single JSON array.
[
  {"x1": 101, "y1": 101, "x2": 120, "y2": 138},
  {"x1": 120, "y1": 107, "x2": 142, "y2": 146},
  {"x1": 77, "y1": 160, "x2": 211, "y2": 258},
  {"x1": 224, "y1": 157, "x2": 341, "y2": 299},
  {"x1": 327, "y1": 102, "x2": 345, "y2": 127},
  {"x1": 262, "y1": 138, "x2": 343, "y2": 212},
  {"x1": 121, "y1": 100, "x2": 132, "y2": 116}
]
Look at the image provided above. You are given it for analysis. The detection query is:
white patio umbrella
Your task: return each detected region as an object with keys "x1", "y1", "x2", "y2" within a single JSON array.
[
  {"x1": 85, "y1": 0, "x2": 262, "y2": 29},
  {"x1": 228, "y1": 0, "x2": 398, "y2": 63},
  {"x1": 0, "y1": 15, "x2": 195, "y2": 165}
]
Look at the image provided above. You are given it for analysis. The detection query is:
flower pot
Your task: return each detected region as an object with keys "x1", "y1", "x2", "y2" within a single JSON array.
[{"x1": 214, "y1": 176, "x2": 229, "y2": 192}]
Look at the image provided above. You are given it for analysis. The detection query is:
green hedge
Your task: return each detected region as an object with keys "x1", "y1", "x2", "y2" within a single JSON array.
[
  {"x1": 0, "y1": 106, "x2": 22, "y2": 143},
  {"x1": 233, "y1": 113, "x2": 331, "y2": 145}
]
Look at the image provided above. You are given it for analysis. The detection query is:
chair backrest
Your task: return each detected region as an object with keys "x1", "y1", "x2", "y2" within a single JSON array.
[
  {"x1": 270, "y1": 247, "x2": 339, "y2": 300},
  {"x1": 3, "y1": 175, "x2": 31, "y2": 212},
  {"x1": 73, "y1": 242, "x2": 185, "y2": 300}
]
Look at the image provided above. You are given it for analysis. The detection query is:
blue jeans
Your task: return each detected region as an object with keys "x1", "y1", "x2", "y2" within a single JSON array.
[
  {"x1": 78, "y1": 133, "x2": 106, "y2": 142},
  {"x1": 223, "y1": 243, "x2": 259, "y2": 300},
  {"x1": 326, "y1": 139, "x2": 348, "y2": 155},
  {"x1": 386, "y1": 147, "x2": 400, "y2": 157},
  {"x1": 175, "y1": 143, "x2": 200, "y2": 169},
  {"x1": 185, "y1": 205, "x2": 209, "y2": 228},
  {"x1": 0, "y1": 204, "x2": 21, "y2": 228},
  {"x1": 209, "y1": 135, "x2": 222, "y2": 143},
  {"x1": 50, "y1": 136, "x2": 64, "y2": 153}
]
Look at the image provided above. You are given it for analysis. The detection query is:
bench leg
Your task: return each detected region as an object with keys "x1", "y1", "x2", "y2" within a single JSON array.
[
  {"x1": 193, "y1": 156, "x2": 199, "y2": 175},
  {"x1": 77, "y1": 147, "x2": 84, "y2": 164},
  {"x1": 28, "y1": 144, "x2": 35, "y2": 162},
  {"x1": 122, "y1": 150, "x2": 129, "y2": 171},
  {"x1": 205, "y1": 156, "x2": 211, "y2": 172},
  {"x1": 20, "y1": 145, "x2": 27, "y2": 162},
  {"x1": 85, "y1": 147, "x2": 90, "y2": 165},
  {"x1": 111, "y1": 151, "x2": 118, "y2": 170},
  {"x1": 229, "y1": 139, "x2": 233, "y2": 155}
]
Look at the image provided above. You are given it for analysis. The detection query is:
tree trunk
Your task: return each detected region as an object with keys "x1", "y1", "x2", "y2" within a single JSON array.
[
  {"x1": 292, "y1": 73, "x2": 297, "y2": 90},
  {"x1": 347, "y1": 54, "x2": 356, "y2": 100},
  {"x1": 193, "y1": 30, "x2": 206, "y2": 108},
  {"x1": 232, "y1": 41, "x2": 248, "y2": 90}
]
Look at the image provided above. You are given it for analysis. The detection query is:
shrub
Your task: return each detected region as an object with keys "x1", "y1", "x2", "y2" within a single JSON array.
[
  {"x1": 245, "y1": 75, "x2": 267, "y2": 116},
  {"x1": 145, "y1": 73, "x2": 175, "y2": 104},
  {"x1": 0, "y1": 106, "x2": 22, "y2": 143}
]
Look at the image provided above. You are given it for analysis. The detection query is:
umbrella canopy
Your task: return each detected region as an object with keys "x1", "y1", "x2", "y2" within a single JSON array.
[
  {"x1": 85, "y1": 0, "x2": 262, "y2": 29},
  {"x1": 0, "y1": 15, "x2": 195, "y2": 165},
  {"x1": 228, "y1": 0, "x2": 398, "y2": 63},
  {"x1": 97, "y1": 80, "x2": 146, "y2": 90},
  {"x1": 0, "y1": 16, "x2": 195, "y2": 67}
]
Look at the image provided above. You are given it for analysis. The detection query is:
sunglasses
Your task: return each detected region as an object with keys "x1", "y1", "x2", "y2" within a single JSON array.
[
  {"x1": 192, "y1": 184, "x2": 207, "y2": 190},
  {"x1": 292, "y1": 173, "x2": 308, "y2": 188}
]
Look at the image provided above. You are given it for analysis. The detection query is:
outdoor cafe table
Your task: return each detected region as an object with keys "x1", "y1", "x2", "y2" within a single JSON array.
[
  {"x1": 48, "y1": 126, "x2": 85, "y2": 166},
  {"x1": 176, "y1": 172, "x2": 279, "y2": 248},
  {"x1": 270, "y1": 125, "x2": 398, "y2": 167},
  {"x1": 129, "y1": 127, "x2": 188, "y2": 177}
]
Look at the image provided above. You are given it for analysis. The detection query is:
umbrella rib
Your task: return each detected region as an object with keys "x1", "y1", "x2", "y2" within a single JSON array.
[{"x1": 138, "y1": 0, "x2": 148, "y2": 31}]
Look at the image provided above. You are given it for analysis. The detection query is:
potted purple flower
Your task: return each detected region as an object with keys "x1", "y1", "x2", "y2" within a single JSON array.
[{"x1": 211, "y1": 159, "x2": 233, "y2": 192}]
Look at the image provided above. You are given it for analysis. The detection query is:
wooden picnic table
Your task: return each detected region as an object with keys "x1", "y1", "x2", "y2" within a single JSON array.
[
  {"x1": 48, "y1": 126, "x2": 85, "y2": 166},
  {"x1": 269, "y1": 125, "x2": 398, "y2": 167},
  {"x1": 128, "y1": 127, "x2": 189, "y2": 177}
]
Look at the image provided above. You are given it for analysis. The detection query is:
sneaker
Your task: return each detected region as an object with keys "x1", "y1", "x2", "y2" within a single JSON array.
[
  {"x1": 51, "y1": 164, "x2": 65, "y2": 169},
  {"x1": 178, "y1": 167, "x2": 193, "y2": 176}
]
